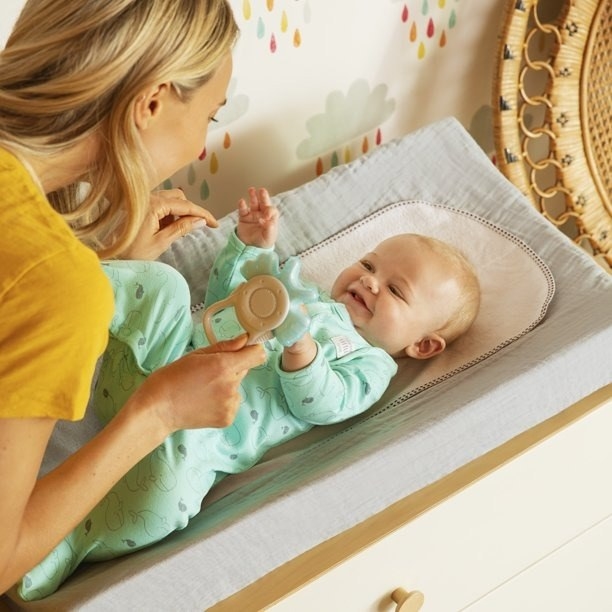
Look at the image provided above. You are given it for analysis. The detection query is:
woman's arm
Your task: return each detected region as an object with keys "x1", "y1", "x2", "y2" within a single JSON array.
[
  {"x1": 0, "y1": 336, "x2": 265, "y2": 593},
  {"x1": 0, "y1": 418, "x2": 55, "y2": 592},
  {"x1": 0, "y1": 409, "x2": 157, "y2": 593}
]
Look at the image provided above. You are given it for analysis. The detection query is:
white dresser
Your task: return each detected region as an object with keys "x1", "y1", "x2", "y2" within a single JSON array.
[{"x1": 211, "y1": 386, "x2": 612, "y2": 612}]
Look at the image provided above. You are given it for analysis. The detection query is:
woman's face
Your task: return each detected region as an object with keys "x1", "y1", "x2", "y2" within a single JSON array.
[{"x1": 138, "y1": 53, "x2": 233, "y2": 187}]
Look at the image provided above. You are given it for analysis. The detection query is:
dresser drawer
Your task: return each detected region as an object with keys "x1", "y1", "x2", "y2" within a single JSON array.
[
  {"x1": 464, "y1": 513, "x2": 612, "y2": 612},
  {"x1": 268, "y1": 398, "x2": 612, "y2": 612}
]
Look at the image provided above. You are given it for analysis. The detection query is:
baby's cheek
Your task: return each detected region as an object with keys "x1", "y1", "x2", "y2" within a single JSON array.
[{"x1": 330, "y1": 269, "x2": 352, "y2": 299}]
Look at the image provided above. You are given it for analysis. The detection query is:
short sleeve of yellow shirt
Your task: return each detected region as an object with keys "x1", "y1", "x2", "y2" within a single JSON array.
[{"x1": 0, "y1": 148, "x2": 113, "y2": 420}]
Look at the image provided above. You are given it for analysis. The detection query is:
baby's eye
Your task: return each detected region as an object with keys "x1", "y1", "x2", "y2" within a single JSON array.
[
  {"x1": 389, "y1": 285, "x2": 403, "y2": 299},
  {"x1": 360, "y1": 260, "x2": 374, "y2": 272}
]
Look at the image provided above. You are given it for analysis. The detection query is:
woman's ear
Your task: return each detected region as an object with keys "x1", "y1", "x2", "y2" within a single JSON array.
[
  {"x1": 404, "y1": 334, "x2": 446, "y2": 360},
  {"x1": 133, "y1": 83, "x2": 171, "y2": 130}
]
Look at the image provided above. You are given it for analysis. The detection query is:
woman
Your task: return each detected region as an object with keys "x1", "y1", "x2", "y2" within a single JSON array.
[{"x1": 0, "y1": 0, "x2": 265, "y2": 594}]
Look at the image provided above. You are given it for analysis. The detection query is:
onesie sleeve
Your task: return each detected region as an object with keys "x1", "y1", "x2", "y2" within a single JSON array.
[
  {"x1": 204, "y1": 231, "x2": 274, "y2": 307},
  {"x1": 274, "y1": 301, "x2": 398, "y2": 425}
]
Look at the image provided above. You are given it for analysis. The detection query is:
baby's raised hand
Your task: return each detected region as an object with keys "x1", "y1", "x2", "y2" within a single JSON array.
[
  {"x1": 237, "y1": 187, "x2": 279, "y2": 248},
  {"x1": 281, "y1": 332, "x2": 317, "y2": 372}
]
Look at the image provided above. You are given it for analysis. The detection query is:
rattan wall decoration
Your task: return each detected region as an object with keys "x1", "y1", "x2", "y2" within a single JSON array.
[{"x1": 493, "y1": 0, "x2": 612, "y2": 271}]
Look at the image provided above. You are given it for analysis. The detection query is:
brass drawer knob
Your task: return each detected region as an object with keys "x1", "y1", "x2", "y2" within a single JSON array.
[{"x1": 391, "y1": 588, "x2": 425, "y2": 612}]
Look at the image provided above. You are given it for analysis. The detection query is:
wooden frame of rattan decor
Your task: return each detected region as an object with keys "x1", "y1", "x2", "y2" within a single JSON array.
[{"x1": 493, "y1": 0, "x2": 612, "y2": 271}]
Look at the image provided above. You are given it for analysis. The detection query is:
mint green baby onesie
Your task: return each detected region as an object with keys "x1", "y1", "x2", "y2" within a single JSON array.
[{"x1": 19, "y1": 233, "x2": 397, "y2": 600}]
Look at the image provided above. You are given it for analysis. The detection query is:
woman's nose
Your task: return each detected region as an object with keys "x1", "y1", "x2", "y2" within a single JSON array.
[{"x1": 360, "y1": 274, "x2": 379, "y2": 294}]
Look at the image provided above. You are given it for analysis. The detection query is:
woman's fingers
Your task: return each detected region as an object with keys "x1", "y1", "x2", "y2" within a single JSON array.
[
  {"x1": 153, "y1": 192, "x2": 219, "y2": 229},
  {"x1": 199, "y1": 335, "x2": 266, "y2": 371},
  {"x1": 145, "y1": 337, "x2": 266, "y2": 433},
  {"x1": 122, "y1": 190, "x2": 218, "y2": 259}
]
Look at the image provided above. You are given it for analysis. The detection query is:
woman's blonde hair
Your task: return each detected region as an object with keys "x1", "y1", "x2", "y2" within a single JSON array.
[{"x1": 0, "y1": 0, "x2": 238, "y2": 257}]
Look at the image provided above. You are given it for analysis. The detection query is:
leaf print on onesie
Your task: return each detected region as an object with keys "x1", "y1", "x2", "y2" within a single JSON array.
[
  {"x1": 255, "y1": 385, "x2": 288, "y2": 419},
  {"x1": 128, "y1": 509, "x2": 172, "y2": 541},
  {"x1": 101, "y1": 491, "x2": 125, "y2": 531}
]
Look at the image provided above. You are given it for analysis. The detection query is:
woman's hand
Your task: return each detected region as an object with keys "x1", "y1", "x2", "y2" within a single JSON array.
[
  {"x1": 123, "y1": 189, "x2": 218, "y2": 260},
  {"x1": 0, "y1": 336, "x2": 265, "y2": 592},
  {"x1": 134, "y1": 335, "x2": 267, "y2": 435},
  {"x1": 237, "y1": 187, "x2": 279, "y2": 248}
]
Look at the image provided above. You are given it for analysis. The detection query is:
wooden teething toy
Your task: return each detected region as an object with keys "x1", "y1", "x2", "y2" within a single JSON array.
[{"x1": 203, "y1": 252, "x2": 317, "y2": 346}]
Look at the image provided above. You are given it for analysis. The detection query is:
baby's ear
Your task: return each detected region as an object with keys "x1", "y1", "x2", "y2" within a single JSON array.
[{"x1": 404, "y1": 334, "x2": 446, "y2": 360}]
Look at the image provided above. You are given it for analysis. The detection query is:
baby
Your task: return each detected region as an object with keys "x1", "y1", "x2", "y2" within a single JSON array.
[{"x1": 18, "y1": 188, "x2": 480, "y2": 600}]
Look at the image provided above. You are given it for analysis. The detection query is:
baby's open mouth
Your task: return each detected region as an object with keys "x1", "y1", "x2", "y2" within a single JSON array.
[{"x1": 350, "y1": 291, "x2": 369, "y2": 312}]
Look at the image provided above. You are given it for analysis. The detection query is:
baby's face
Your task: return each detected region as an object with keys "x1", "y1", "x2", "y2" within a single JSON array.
[{"x1": 330, "y1": 235, "x2": 459, "y2": 357}]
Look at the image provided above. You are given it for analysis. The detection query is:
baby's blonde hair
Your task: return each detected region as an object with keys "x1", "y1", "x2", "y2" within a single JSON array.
[
  {"x1": 412, "y1": 234, "x2": 481, "y2": 344},
  {"x1": 0, "y1": 0, "x2": 238, "y2": 258}
]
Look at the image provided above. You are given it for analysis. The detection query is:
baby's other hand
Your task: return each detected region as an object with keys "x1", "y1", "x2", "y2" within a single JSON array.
[
  {"x1": 281, "y1": 332, "x2": 317, "y2": 372},
  {"x1": 236, "y1": 187, "x2": 279, "y2": 248}
]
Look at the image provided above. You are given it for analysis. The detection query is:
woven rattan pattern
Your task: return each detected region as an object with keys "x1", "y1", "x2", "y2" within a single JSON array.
[
  {"x1": 493, "y1": 0, "x2": 612, "y2": 270},
  {"x1": 585, "y1": 0, "x2": 612, "y2": 214}
]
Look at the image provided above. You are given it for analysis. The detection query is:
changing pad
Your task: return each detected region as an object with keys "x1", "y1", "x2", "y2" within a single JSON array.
[{"x1": 13, "y1": 117, "x2": 610, "y2": 612}]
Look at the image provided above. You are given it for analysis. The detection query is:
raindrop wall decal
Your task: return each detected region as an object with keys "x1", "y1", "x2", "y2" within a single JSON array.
[
  {"x1": 410, "y1": 21, "x2": 417, "y2": 42},
  {"x1": 330, "y1": 151, "x2": 339, "y2": 168},
  {"x1": 439, "y1": 30, "x2": 447, "y2": 47},
  {"x1": 200, "y1": 180, "x2": 210, "y2": 201},
  {"x1": 376, "y1": 128, "x2": 382, "y2": 146},
  {"x1": 401, "y1": 4, "x2": 409, "y2": 22},
  {"x1": 449, "y1": 9, "x2": 456, "y2": 28},
  {"x1": 362, "y1": 136, "x2": 369, "y2": 154},
  {"x1": 438, "y1": 0, "x2": 445, "y2": 7},
  {"x1": 343, "y1": 146, "x2": 351, "y2": 164},
  {"x1": 187, "y1": 164, "x2": 196, "y2": 185},
  {"x1": 293, "y1": 28, "x2": 302, "y2": 47},
  {"x1": 315, "y1": 157, "x2": 323, "y2": 176},
  {"x1": 427, "y1": 18, "x2": 434, "y2": 38},
  {"x1": 223, "y1": 132, "x2": 231, "y2": 149},
  {"x1": 418, "y1": 41, "x2": 426, "y2": 59},
  {"x1": 422, "y1": 0, "x2": 429, "y2": 15},
  {"x1": 267, "y1": 0, "x2": 274, "y2": 11},
  {"x1": 210, "y1": 152, "x2": 219, "y2": 174},
  {"x1": 270, "y1": 33, "x2": 277, "y2": 53},
  {"x1": 163, "y1": 179, "x2": 173, "y2": 190},
  {"x1": 199, "y1": 148, "x2": 207, "y2": 161},
  {"x1": 242, "y1": 0, "x2": 251, "y2": 20},
  {"x1": 257, "y1": 16, "x2": 265, "y2": 39},
  {"x1": 281, "y1": 10, "x2": 288, "y2": 33}
]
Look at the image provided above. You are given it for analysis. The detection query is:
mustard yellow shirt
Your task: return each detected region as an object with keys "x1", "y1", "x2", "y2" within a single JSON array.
[{"x1": 0, "y1": 147, "x2": 113, "y2": 420}]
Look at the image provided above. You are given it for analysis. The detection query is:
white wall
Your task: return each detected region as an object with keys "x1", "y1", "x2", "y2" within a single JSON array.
[
  {"x1": 0, "y1": 0, "x2": 504, "y2": 218},
  {"x1": 0, "y1": 0, "x2": 23, "y2": 46}
]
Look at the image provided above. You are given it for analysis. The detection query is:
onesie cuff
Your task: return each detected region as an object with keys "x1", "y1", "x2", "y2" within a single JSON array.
[
  {"x1": 273, "y1": 340, "x2": 322, "y2": 380},
  {"x1": 228, "y1": 229, "x2": 275, "y2": 256}
]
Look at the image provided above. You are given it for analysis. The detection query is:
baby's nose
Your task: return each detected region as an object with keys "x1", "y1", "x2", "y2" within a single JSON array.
[{"x1": 360, "y1": 275, "x2": 379, "y2": 294}]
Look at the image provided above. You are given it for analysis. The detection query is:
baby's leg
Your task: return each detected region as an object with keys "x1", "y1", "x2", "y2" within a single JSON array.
[
  {"x1": 95, "y1": 260, "x2": 194, "y2": 424},
  {"x1": 18, "y1": 427, "x2": 219, "y2": 601},
  {"x1": 16, "y1": 262, "x2": 201, "y2": 600}
]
